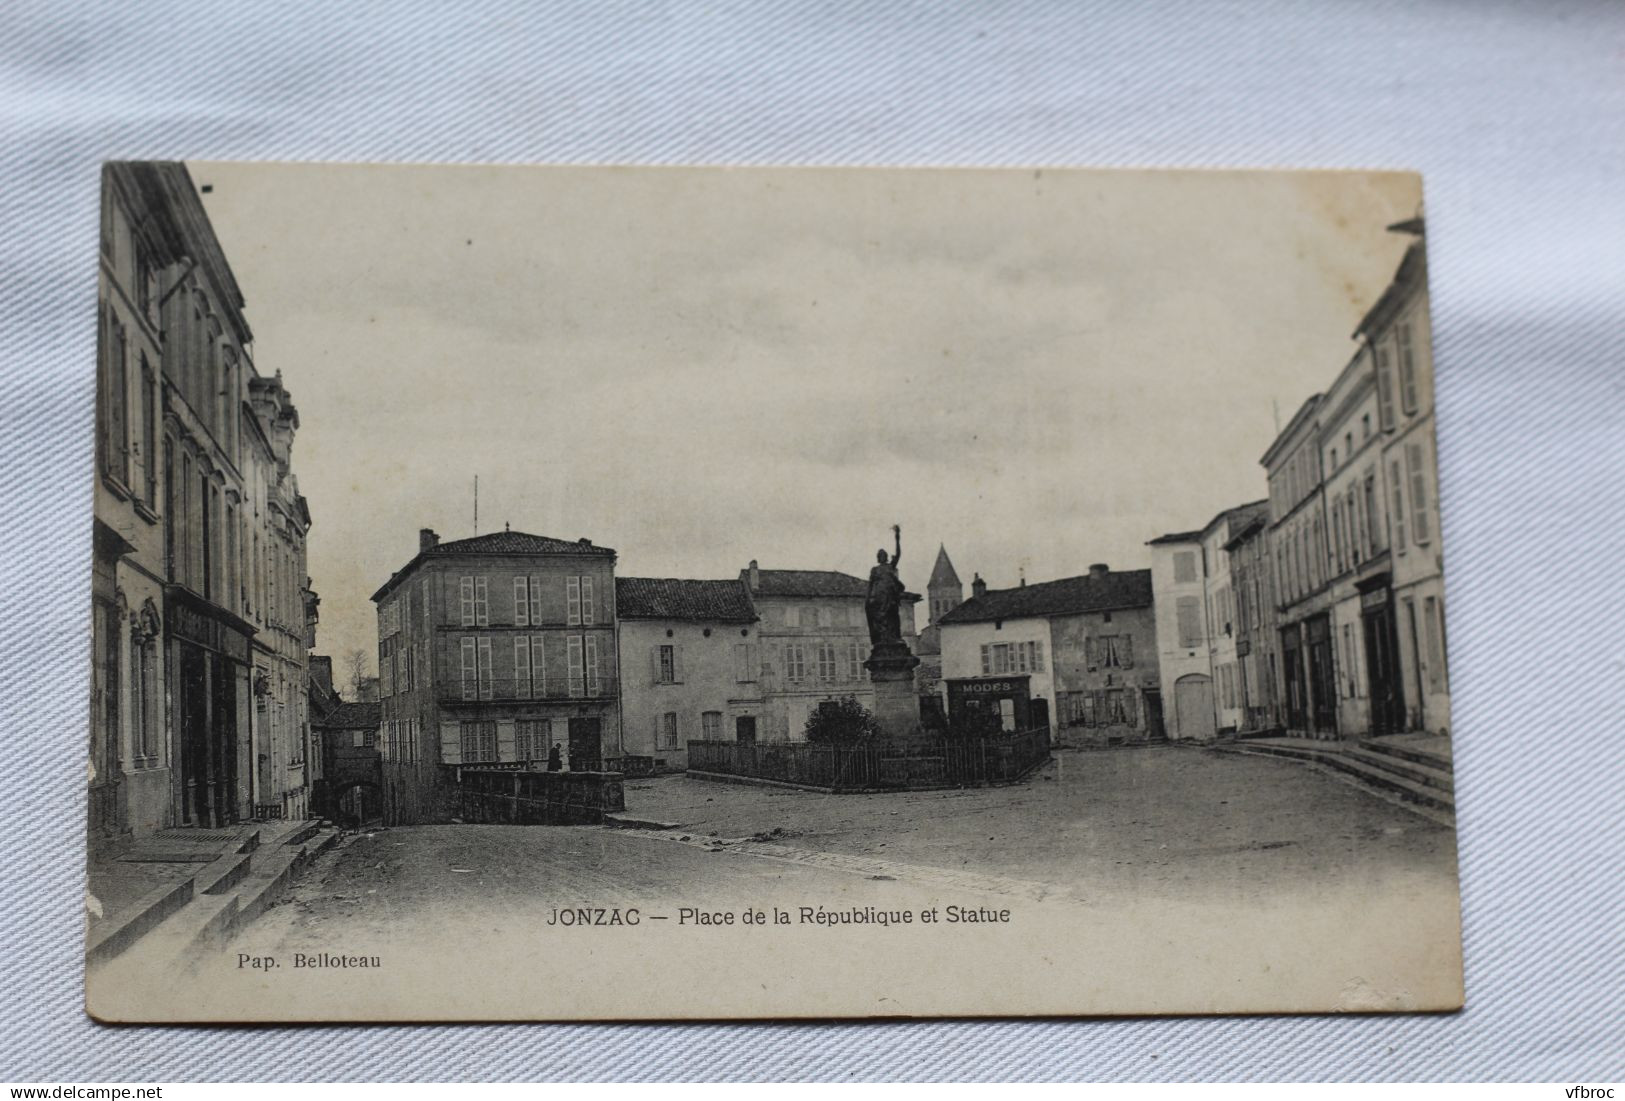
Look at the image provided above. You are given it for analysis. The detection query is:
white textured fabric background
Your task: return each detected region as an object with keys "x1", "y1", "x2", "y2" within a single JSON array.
[{"x1": 2, "y1": 0, "x2": 1622, "y2": 1082}]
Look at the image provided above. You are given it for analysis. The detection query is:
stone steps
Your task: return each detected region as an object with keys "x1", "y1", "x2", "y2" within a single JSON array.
[
  {"x1": 1359, "y1": 737, "x2": 1452, "y2": 772},
  {"x1": 1219, "y1": 740, "x2": 1454, "y2": 822},
  {"x1": 87, "y1": 820, "x2": 339, "y2": 975}
]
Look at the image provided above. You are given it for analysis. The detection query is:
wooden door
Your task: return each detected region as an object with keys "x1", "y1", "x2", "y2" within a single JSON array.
[{"x1": 567, "y1": 717, "x2": 602, "y2": 772}]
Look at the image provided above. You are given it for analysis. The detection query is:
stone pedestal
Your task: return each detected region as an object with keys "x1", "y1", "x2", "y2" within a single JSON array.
[{"x1": 864, "y1": 641, "x2": 922, "y2": 739}]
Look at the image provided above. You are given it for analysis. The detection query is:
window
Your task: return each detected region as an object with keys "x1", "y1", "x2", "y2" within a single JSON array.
[
  {"x1": 846, "y1": 640, "x2": 864, "y2": 681},
  {"x1": 1065, "y1": 688, "x2": 1138, "y2": 728},
  {"x1": 816, "y1": 606, "x2": 832, "y2": 628},
  {"x1": 702, "y1": 711, "x2": 722, "y2": 740},
  {"x1": 1330, "y1": 448, "x2": 1337, "y2": 469},
  {"x1": 661, "y1": 712, "x2": 679, "y2": 750},
  {"x1": 656, "y1": 644, "x2": 677, "y2": 684},
  {"x1": 1376, "y1": 339, "x2": 1396, "y2": 431},
  {"x1": 785, "y1": 643, "x2": 807, "y2": 682},
  {"x1": 980, "y1": 641, "x2": 1044, "y2": 675},
  {"x1": 460, "y1": 637, "x2": 478, "y2": 700},
  {"x1": 1176, "y1": 596, "x2": 1203, "y2": 648},
  {"x1": 460, "y1": 721, "x2": 497, "y2": 763},
  {"x1": 1173, "y1": 551, "x2": 1197, "y2": 583},
  {"x1": 460, "y1": 577, "x2": 475, "y2": 625},
  {"x1": 141, "y1": 355, "x2": 157, "y2": 505},
  {"x1": 1397, "y1": 319, "x2": 1419, "y2": 414},
  {"x1": 1365, "y1": 474, "x2": 1380, "y2": 556},
  {"x1": 100, "y1": 306, "x2": 130, "y2": 484},
  {"x1": 1363, "y1": 413, "x2": 1371, "y2": 439},
  {"x1": 1088, "y1": 635, "x2": 1134, "y2": 669},
  {"x1": 817, "y1": 642, "x2": 837, "y2": 682},
  {"x1": 1342, "y1": 624, "x2": 1358, "y2": 697},
  {"x1": 734, "y1": 642, "x2": 757, "y2": 683},
  {"x1": 1424, "y1": 597, "x2": 1446, "y2": 691},
  {"x1": 514, "y1": 636, "x2": 532, "y2": 697},
  {"x1": 514, "y1": 577, "x2": 530, "y2": 626},
  {"x1": 131, "y1": 636, "x2": 156, "y2": 763},
  {"x1": 585, "y1": 635, "x2": 601, "y2": 695},
  {"x1": 514, "y1": 720, "x2": 543, "y2": 761},
  {"x1": 1390, "y1": 460, "x2": 1407, "y2": 551},
  {"x1": 1407, "y1": 442, "x2": 1431, "y2": 544},
  {"x1": 566, "y1": 576, "x2": 596, "y2": 625},
  {"x1": 783, "y1": 606, "x2": 800, "y2": 628},
  {"x1": 567, "y1": 636, "x2": 584, "y2": 696}
]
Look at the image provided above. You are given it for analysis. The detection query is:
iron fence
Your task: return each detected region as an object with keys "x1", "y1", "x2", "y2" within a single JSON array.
[{"x1": 686, "y1": 726, "x2": 1051, "y2": 792}]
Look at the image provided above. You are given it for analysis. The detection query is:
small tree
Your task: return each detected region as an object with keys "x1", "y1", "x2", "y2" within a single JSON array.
[
  {"x1": 803, "y1": 696, "x2": 882, "y2": 745},
  {"x1": 344, "y1": 648, "x2": 369, "y2": 700}
]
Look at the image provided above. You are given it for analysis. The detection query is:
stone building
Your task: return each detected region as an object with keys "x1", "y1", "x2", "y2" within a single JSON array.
[
  {"x1": 1147, "y1": 530, "x2": 1215, "y2": 741},
  {"x1": 1223, "y1": 510, "x2": 1283, "y2": 734},
  {"x1": 1262, "y1": 394, "x2": 1338, "y2": 738},
  {"x1": 1362, "y1": 225, "x2": 1450, "y2": 736},
  {"x1": 1199, "y1": 501, "x2": 1269, "y2": 736},
  {"x1": 739, "y1": 562, "x2": 917, "y2": 742},
  {"x1": 315, "y1": 700, "x2": 383, "y2": 827},
  {"x1": 1316, "y1": 342, "x2": 1406, "y2": 739},
  {"x1": 370, "y1": 528, "x2": 620, "y2": 824},
  {"x1": 615, "y1": 576, "x2": 762, "y2": 768},
  {"x1": 91, "y1": 162, "x2": 317, "y2": 844},
  {"x1": 938, "y1": 565, "x2": 1160, "y2": 746}
]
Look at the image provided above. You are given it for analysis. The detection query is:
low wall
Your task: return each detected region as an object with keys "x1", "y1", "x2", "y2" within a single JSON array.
[
  {"x1": 455, "y1": 768, "x2": 626, "y2": 825},
  {"x1": 687, "y1": 728, "x2": 1051, "y2": 793}
]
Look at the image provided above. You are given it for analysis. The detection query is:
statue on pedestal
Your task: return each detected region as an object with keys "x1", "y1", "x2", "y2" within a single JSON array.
[{"x1": 866, "y1": 524, "x2": 906, "y2": 648}]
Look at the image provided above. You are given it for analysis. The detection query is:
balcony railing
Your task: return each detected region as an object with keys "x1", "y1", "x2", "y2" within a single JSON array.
[{"x1": 436, "y1": 676, "x2": 619, "y2": 705}]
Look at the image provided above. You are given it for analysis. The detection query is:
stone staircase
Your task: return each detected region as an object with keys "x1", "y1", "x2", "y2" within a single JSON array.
[
  {"x1": 86, "y1": 819, "x2": 339, "y2": 976},
  {"x1": 1216, "y1": 734, "x2": 1454, "y2": 824}
]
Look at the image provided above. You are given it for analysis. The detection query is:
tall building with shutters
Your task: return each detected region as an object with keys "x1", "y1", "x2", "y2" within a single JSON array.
[
  {"x1": 739, "y1": 562, "x2": 918, "y2": 742},
  {"x1": 370, "y1": 527, "x2": 620, "y2": 825},
  {"x1": 615, "y1": 577, "x2": 762, "y2": 769},
  {"x1": 1361, "y1": 223, "x2": 1450, "y2": 736}
]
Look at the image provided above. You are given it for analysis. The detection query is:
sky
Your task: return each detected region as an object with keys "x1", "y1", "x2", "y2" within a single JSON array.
[{"x1": 195, "y1": 162, "x2": 1419, "y2": 674}]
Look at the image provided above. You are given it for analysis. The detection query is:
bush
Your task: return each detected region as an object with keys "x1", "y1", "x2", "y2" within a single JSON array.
[
  {"x1": 803, "y1": 696, "x2": 882, "y2": 745},
  {"x1": 946, "y1": 706, "x2": 1005, "y2": 742}
]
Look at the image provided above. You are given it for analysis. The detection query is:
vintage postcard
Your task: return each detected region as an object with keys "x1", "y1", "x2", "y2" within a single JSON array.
[{"x1": 85, "y1": 161, "x2": 1462, "y2": 1021}]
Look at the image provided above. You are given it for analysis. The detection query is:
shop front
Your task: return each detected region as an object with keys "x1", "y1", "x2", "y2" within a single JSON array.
[
  {"x1": 1358, "y1": 575, "x2": 1406, "y2": 737},
  {"x1": 945, "y1": 675, "x2": 1045, "y2": 734},
  {"x1": 166, "y1": 587, "x2": 254, "y2": 828}
]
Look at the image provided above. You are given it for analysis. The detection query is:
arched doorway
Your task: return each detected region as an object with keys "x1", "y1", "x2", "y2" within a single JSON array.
[
  {"x1": 335, "y1": 782, "x2": 383, "y2": 829},
  {"x1": 1174, "y1": 674, "x2": 1216, "y2": 741}
]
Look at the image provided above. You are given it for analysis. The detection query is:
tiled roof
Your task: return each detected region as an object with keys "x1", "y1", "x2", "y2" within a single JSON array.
[
  {"x1": 1146, "y1": 530, "x2": 1203, "y2": 546},
  {"x1": 616, "y1": 577, "x2": 757, "y2": 623},
  {"x1": 938, "y1": 569, "x2": 1153, "y2": 625},
  {"x1": 745, "y1": 568, "x2": 869, "y2": 598},
  {"x1": 928, "y1": 545, "x2": 962, "y2": 589},
  {"x1": 1210, "y1": 499, "x2": 1269, "y2": 537},
  {"x1": 315, "y1": 701, "x2": 381, "y2": 729},
  {"x1": 428, "y1": 531, "x2": 615, "y2": 557}
]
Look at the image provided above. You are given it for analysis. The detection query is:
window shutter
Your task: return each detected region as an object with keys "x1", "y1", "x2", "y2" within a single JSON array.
[
  {"x1": 1121, "y1": 636, "x2": 1134, "y2": 668},
  {"x1": 460, "y1": 577, "x2": 475, "y2": 626},
  {"x1": 1033, "y1": 641, "x2": 1045, "y2": 672},
  {"x1": 734, "y1": 643, "x2": 747, "y2": 683},
  {"x1": 654, "y1": 713, "x2": 664, "y2": 751},
  {"x1": 1376, "y1": 342, "x2": 1396, "y2": 430},
  {"x1": 1408, "y1": 442, "x2": 1431, "y2": 543},
  {"x1": 567, "y1": 636, "x2": 584, "y2": 696},
  {"x1": 478, "y1": 637, "x2": 493, "y2": 699},
  {"x1": 580, "y1": 577, "x2": 595, "y2": 625},
  {"x1": 1398, "y1": 322, "x2": 1418, "y2": 413},
  {"x1": 496, "y1": 719, "x2": 516, "y2": 763},
  {"x1": 514, "y1": 578, "x2": 529, "y2": 626},
  {"x1": 440, "y1": 721, "x2": 462, "y2": 765},
  {"x1": 671, "y1": 644, "x2": 682, "y2": 684},
  {"x1": 474, "y1": 577, "x2": 489, "y2": 625},
  {"x1": 531, "y1": 635, "x2": 546, "y2": 697},
  {"x1": 529, "y1": 576, "x2": 542, "y2": 625},
  {"x1": 514, "y1": 636, "x2": 531, "y2": 697},
  {"x1": 460, "y1": 637, "x2": 477, "y2": 699},
  {"x1": 652, "y1": 646, "x2": 665, "y2": 684},
  {"x1": 980, "y1": 644, "x2": 991, "y2": 675},
  {"x1": 567, "y1": 577, "x2": 581, "y2": 625}
]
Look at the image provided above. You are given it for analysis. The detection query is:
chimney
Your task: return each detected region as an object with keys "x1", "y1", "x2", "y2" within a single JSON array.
[
  {"x1": 971, "y1": 573, "x2": 987, "y2": 599},
  {"x1": 747, "y1": 560, "x2": 760, "y2": 591},
  {"x1": 419, "y1": 528, "x2": 439, "y2": 552},
  {"x1": 1089, "y1": 563, "x2": 1109, "y2": 579}
]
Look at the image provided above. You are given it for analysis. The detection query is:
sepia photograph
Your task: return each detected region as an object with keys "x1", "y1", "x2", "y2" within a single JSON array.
[{"x1": 84, "y1": 161, "x2": 1461, "y2": 1022}]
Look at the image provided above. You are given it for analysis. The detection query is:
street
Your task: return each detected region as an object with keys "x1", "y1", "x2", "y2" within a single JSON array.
[{"x1": 251, "y1": 745, "x2": 1456, "y2": 947}]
